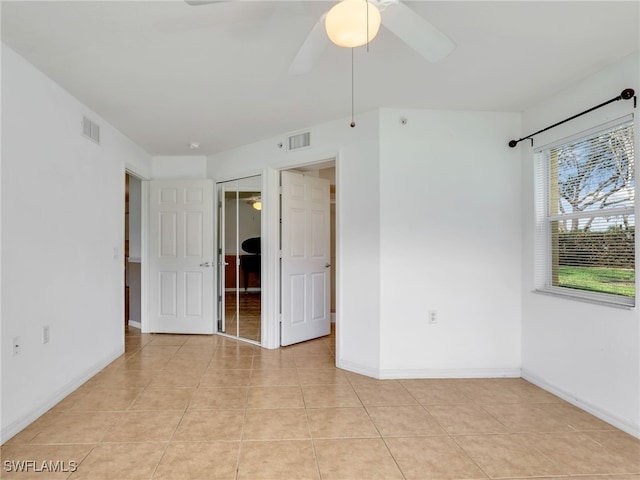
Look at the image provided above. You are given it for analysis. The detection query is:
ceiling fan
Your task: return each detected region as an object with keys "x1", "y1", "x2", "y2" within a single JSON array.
[{"x1": 185, "y1": 0, "x2": 456, "y2": 75}]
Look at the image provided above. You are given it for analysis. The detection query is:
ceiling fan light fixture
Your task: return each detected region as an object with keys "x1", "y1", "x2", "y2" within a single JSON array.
[
  {"x1": 325, "y1": 0, "x2": 381, "y2": 48},
  {"x1": 251, "y1": 201, "x2": 262, "y2": 211}
]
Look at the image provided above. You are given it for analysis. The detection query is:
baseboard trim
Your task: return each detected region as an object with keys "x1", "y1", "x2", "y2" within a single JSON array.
[
  {"x1": 336, "y1": 359, "x2": 380, "y2": 379},
  {"x1": 128, "y1": 320, "x2": 142, "y2": 329},
  {"x1": 522, "y1": 369, "x2": 640, "y2": 439},
  {"x1": 0, "y1": 346, "x2": 124, "y2": 444},
  {"x1": 336, "y1": 360, "x2": 520, "y2": 381},
  {"x1": 378, "y1": 367, "x2": 522, "y2": 380}
]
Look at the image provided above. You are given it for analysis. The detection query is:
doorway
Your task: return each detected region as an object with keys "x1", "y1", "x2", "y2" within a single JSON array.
[
  {"x1": 279, "y1": 160, "x2": 336, "y2": 346},
  {"x1": 125, "y1": 173, "x2": 142, "y2": 329},
  {"x1": 216, "y1": 175, "x2": 263, "y2": 343}
]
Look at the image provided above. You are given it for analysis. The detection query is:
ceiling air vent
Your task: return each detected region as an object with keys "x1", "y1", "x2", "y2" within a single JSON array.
[
  {"x1": 81, "y1": 116, "x2": 100, "y2": 144},
  {"x1": 287, "y1": 131, "x2": 310, "y2": 151}
]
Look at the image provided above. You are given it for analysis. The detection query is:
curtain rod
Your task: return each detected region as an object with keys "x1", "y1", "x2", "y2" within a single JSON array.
[{"x1": 508, "y1": 88, "x2": 636, "y2": 148}]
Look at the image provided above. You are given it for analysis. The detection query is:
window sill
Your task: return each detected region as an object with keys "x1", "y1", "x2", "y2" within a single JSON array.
[{"x1": 533, "y1": 288, "x2": 635, "y2": 310}]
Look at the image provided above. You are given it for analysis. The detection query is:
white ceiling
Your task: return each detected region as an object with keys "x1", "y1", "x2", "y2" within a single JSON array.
[{"x1": 2, "y1": 1, "x2": 639, "y2": 156}]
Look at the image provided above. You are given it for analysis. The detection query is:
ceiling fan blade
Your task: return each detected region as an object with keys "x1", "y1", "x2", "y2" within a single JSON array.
[
  {"x1": 184, "y1": 1, "x2": 228, "y2": 6},
  {"x1": 381, "y1": 2, "x2": 455, "y2": 63},
  {"x1": 288, "y1": 15, "x2": 329, "y2": 76}
]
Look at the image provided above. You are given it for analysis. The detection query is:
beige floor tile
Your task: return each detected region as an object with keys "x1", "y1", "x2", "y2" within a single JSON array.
[
  {"x1": 344, "y1": 372, "x2": 386, "y2": 386},
  {"x1": 247, "y1": 386, "x2": 305, "y2": 409},
  {"x1": 251, "y1": 355, "x2": 297, "y2": 369},
  {"x1": 482, "y1": 403, "x2": 576, "y2": 433},
  {"x1": 314, "y1": 438, "x2": 404, "y2": 480},
  {"x1": 5, "y1": 327, "x2": 638, "y2": 480},
  {"x1": 188, "y1": 387, "x2": 248, "y2": 410},
  {"x1": 147, "y1": 335, "x2": 187, "y2": 346},
  {"x1": 1, "y1": 444, "x2": 93, "y2": 479},
  {"x1": 172, "y1": 409, "x2": 244, "y2": 441},
  {"x1": 386, "y1": 436, "x2": 488, "y2": 480},
  {"x1": 454, "y1": 433, "x2": 564, "y2": 478},
  {"x1": 102, "y1": 410, "x2": 182, "y2": 442},
  {"x1": 307, "y1": 407, "x2": 379, "y2": 439},
  {"x1": 454, "y1": 380, "x2": 524, "y2": 405},
  {"x1": 493, "y1": 379, "x2": 563, "y2": 404},
  {"x1": 175, "y1": 344, "x2": 218, "y2": 357},
  {"x1": 47, "y1": 388, "x2": 93, "y2": 413},
  {"x1": 121, "y1": 355, "x2": 171, "y2": 371},
  {"x1": 353, "y1": 382, "x2": 418, "y2": 406},
  {"x1": 138, "y1": 345, "x2": 181, "y2": 357},
  {"x1": 67, "y1": 442, "x2": 165, "y2": 480},
  {"x1": 367, "y1": 405, "x2": 446, "y2": 437},
  {"x1": 400, "y1": 380, "x2": 473, "y2": 405},
  {"x1": 199, "y1": 369, "x2": 252, "y2": 387},
  {"x1": 217, "y1": 344, "x2": 260, "y2": 357},
  {"x1": 301, "y1": 384, "x2": 362, "y2": 408},
  {"x1": 297, "y1": 368, "x2": 349, "y2": 385},
  {"x1": 152, "y1": 441, "x2": 240, "y2": 480},
  {"x1": 583, "y1": 431, "x2": 640, "y2": 471},
  {"x1": 3, "y1": 410, "x2": 62, "y2": 445},
  {"x1": 237, "y1": 440, "x2": 319, "y2": 480},
  {"x1": 426, "y1": 404, "x2": 509, "y2": 434},
  {"x1": 181, "y1": 335, "x2": 219, "y2": 347},
  {"x1": 208, "y1": 356, "x2": 254, "y2": 370},
  {"x1": 29, "y1": 412, "x2": 121, "y2": 444},
  {"x1": 294, "y1": 354, "x2": 336, "y2": 368},
  {"x1": 84, "y1": 369, "x2": 156, "y2": 389},
  {"x1": 527, "y1": 432, "x2": 638, "y2": 475},
  {"x1": 129, "y1": 387, "x2": 194, "y2": 411},
  {"x1": 535, "y1": 403, "x2": 617, "y2": 432},
  {"x1": 242, "y1": 408, "x2": 310, "y2": 440},
  {"x1": 147, "y1": 371, "x2": 202, "y2": 388},
  {"x1": 161, "y1": 358, "x2": 211, "y2": 373},
  {"x1": 286, "y1": 341, "x2": 332, "y2": 357},
  {"x1": 68, "y1": 387, "x2": 143, "y2": 412},
  {"x1": 250, "y1": 368, "x2": 299, "y2": 386}
]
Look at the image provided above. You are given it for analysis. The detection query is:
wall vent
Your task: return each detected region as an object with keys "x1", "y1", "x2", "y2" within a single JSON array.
[
  {"x1": 82, "y1": 116, "x2": 100, "y2": 144},
  {"x1": 287, "y1": 131, "x2": 311, "y2": 151}
]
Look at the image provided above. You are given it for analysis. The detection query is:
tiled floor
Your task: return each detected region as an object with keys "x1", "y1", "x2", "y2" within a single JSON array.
[{"x1": 2, "y1": 327, "x2": 639, "y2": 480}]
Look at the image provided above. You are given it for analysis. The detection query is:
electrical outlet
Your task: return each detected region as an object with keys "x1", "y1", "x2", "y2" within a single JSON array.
[
  {"x1": 43, "y1": 326, "x2": 50, "y2": 344},
  {"x1": 428, "y1": 310, "x2": 438, "y2": 324},
  {"x1": 13, "y1": 337, "x2": 21, "y2": 356}
]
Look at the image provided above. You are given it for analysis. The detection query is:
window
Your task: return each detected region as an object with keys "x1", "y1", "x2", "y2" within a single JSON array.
[{"x1": 534, "y1": 117, "x2": 635, "y2": 306}]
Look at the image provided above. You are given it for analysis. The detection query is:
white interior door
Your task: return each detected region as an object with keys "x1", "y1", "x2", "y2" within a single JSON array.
[
  {"x1": 280, "y1": 171, "x2": 331, "y2": 346},
  {"x1": 148, "y1": 180, "x2": 214, "y2": 334}
]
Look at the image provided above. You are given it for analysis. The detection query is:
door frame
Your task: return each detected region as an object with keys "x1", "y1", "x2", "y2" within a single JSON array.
[
  {"x1": 124, "y1": 167, "x2": 150, "y2": 333},
  {"x1": 263, "y1": 154, "x2": 339, "y2": 351}
]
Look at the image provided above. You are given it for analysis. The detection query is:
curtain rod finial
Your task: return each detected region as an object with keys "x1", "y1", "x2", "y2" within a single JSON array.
[
  {"x1": 508, "y1": 139, "x2": 518, "y2": 148},
  {"x1": 621, "y1": 88, "x2": 635, "y2": 100}
]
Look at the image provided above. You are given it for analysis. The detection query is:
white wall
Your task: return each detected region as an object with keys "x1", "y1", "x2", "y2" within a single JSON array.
[
  {"x1": 152, "y1": 155, "x2": 207, "y2": 179},
  {"x1": 208, "y1": 111, "x2": 382, "y2": 374},
  {"x1": 1, "y1": 44, "x2": 151, "y2": 442},
  {"x1": 208, "y1": 108, "x2": 523, "y2": 378},
  {"x1": 521, "y1": 53, "x2": 640, "y2": 437},
  {"x1": 379, "y1": 109, "x2": 523, "y2": 377}
]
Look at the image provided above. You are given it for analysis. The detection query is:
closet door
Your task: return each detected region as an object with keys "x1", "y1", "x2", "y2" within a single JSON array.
[{"x1": 217, "y1": 176, "x2": 262, "y2": 342}]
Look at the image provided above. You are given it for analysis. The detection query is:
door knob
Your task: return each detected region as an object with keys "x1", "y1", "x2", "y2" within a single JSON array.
[
  {"x1": 325, "y1": 263, "x2": 331, "y2": 268},
  {"x1": 199, "y1": 262, "x2": 213, "y2": 267}
]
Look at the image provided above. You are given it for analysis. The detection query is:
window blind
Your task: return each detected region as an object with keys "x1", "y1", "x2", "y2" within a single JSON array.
[{"x1": 534, "y1": 116, "x2": 635, "y2": 305}]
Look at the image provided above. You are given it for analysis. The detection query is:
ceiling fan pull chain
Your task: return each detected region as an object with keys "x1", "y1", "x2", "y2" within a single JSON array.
[
  {"x1": 366, "y1": 0, "x2": 370, "y2": 53},
  {"x1": 350, "y1": 47, "x2": 356, "y2": 128}
]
